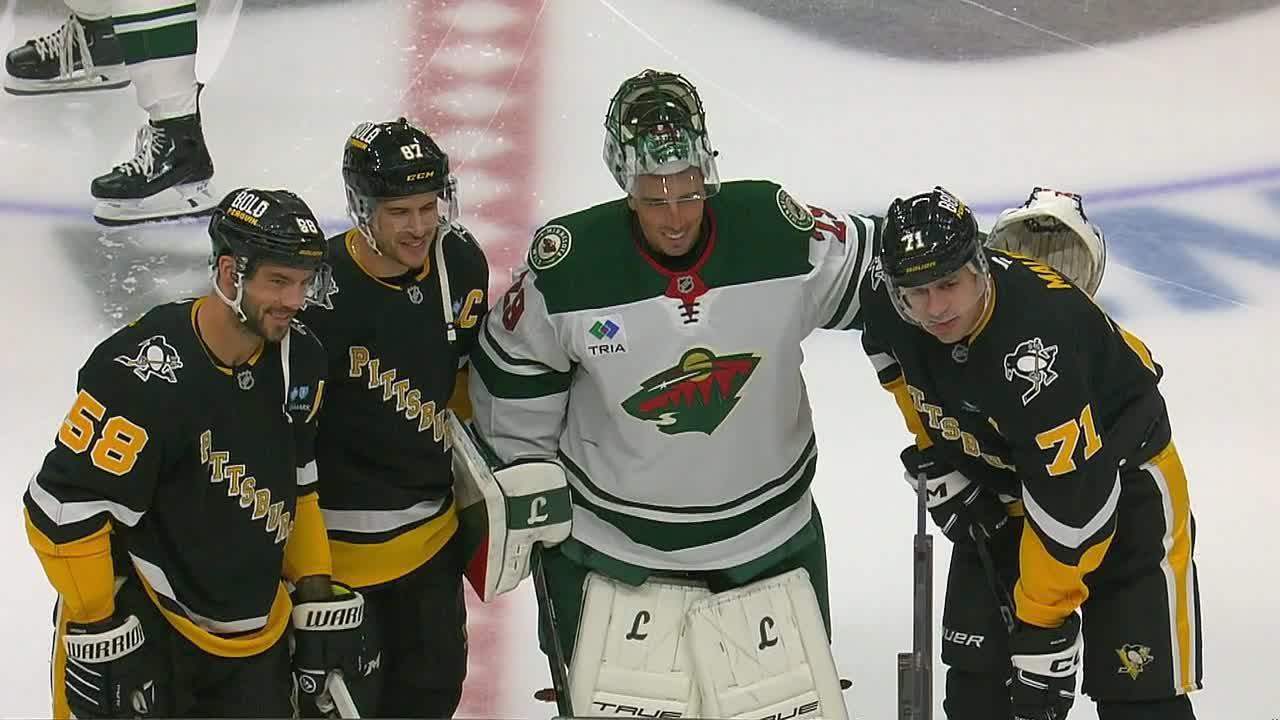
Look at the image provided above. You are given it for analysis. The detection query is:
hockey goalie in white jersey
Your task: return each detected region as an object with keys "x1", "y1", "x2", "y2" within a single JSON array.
[{"x1": 466, "y1": 68, "x2": 1106, "y2": 720}]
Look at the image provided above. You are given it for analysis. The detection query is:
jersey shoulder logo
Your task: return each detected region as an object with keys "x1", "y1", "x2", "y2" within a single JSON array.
[
  {"x1": 114, "y1": 335, "x2": 184, "y2": 383},
  {"x1": 776, "y1": 187, "x2": 815, "y2": 232},
  {"x1": 1002, "y1": 337, "x2": 1059, "y2": 405},
  {"x1": 621, "y1": 347, "x2": 761, "y2": 435},
  {"x1": 868, "y1": 256, "x2": 885, "y2": 291},
  {"x1": 529, "y1": 225, "x2": 572, "y2": 271}
]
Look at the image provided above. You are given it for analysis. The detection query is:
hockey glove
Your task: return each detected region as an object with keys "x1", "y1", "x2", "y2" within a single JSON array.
[
  {"x1": 291, "y1": 583, "x2": 380, "y2": 701},
  {"x1": 900, "y1": 445, "x2": 1009, "y2": 544},
  {"x1": 63, "y1": 614, "x2": 168, "y2": 718},
  {"x1": 1007, "y1": 612, "x2": 1082, "y2": 720}
]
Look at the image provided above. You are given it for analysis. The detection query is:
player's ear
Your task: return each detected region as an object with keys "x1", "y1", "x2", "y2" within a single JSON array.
[{"x1": 214, "y1": 254, "x2": 236, "y2": 289}]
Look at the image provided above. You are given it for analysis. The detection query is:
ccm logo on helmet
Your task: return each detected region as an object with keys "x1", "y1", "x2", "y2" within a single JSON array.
[{"x1": 405, "y1": 171, "x2": 436, "y2": 182}]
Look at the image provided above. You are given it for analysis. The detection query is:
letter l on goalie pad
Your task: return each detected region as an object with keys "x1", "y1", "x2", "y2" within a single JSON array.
[
  {"x1": 686, "y1": 568, "x2": 848, "y2": 720},
  {"x1": 448, "y1": 412, "x2": 571, "y2": 602},
  {"x1": 570, "y1": 573, "x2": 710, "y2": 718}
]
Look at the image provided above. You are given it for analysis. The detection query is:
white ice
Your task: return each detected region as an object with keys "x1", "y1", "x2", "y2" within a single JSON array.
[{"x1": 1, "y1": 1, "x2": 1277, "y2": 718}]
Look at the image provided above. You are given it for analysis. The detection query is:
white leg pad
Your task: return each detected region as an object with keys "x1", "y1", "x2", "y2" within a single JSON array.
[
  {"x1": 569, "y1": 572, "x2": 710, "y2": 718},
  {"x1": 685, "y1": 568, "x2": 848, "y2": 720}
]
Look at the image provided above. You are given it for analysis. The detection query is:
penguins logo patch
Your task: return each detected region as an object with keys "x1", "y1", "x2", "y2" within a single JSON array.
[
  {"x1": 529, "y1": 225, "x2": 572, "y2": 271},
  {"x1": 776, "y1": 188, "x2": 815, "y2": 232},
  {"x1": 114, "y1": 335, "x2": 184, "y2": 383},
  {"x1": 1003, "y1": 337, "x2": 1059, "y2": 405},
  {"x1": 1116, "y1": 644, "x2": 1155, "y2": 680}
]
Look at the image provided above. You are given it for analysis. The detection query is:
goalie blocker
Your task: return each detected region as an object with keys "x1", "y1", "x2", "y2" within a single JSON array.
[
  {"x1": 447, "y1": 412, "x2": 572, "y2": 602},
  {"x1": 570, "y1": 568, "x2": 848, "y2": 720}
]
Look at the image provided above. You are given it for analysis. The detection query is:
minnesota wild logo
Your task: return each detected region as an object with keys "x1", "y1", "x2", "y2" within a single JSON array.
[{"x1": 621, "y1": 348, "x2": 761, "y2": 435}]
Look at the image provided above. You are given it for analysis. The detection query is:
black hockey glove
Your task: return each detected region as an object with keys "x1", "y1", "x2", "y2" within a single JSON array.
[
  {"x1": 63, "y1": 614, "x2": 168, "y2": 718},
  {"x1": 291, "y1": 583, "x2": 380, "y2": 704},
  {"x1": 1007, "y1": 612, "x2": 1082, "y2": 720},
  {"x1": 900, "y1": 445, "x2": 1010, "y2": 544}
]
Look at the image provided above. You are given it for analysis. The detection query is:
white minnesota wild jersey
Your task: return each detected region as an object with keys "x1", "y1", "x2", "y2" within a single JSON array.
[{"x1": 469, "y1": 180, "x2": 878, "y2": 571}]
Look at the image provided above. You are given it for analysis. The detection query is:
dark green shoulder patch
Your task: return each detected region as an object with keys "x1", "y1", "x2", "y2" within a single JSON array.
[
  {"x1": 528, "y1": 198, "x2": 668, "y2": 314},
  {"x1": 775, "y1": 186, "x2": 816, "y2": 232},
  {"x1": 700, "y1": 180, "x2": 816, "y2": 286}
]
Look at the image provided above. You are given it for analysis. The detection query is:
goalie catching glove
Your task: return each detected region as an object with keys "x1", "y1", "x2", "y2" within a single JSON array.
[
  {"x1": 987, "y1": 187, "x2": 1106, "y2": 295},
  {"x1": 448, "y1": 412, "x2": 571, "y2": 602}
]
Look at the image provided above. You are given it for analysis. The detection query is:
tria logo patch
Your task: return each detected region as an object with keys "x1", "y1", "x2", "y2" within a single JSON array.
[
  {"x1": 621, "y1": 347, "x2": 760, "y2": 435},
  {"x1": 586, "y1": 317, "x2": 627, "y2": 356}
]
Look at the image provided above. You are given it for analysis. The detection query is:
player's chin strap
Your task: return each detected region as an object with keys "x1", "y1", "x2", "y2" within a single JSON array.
[
  {"x1": 210, "y1": 263, "x2": 249, "y2": 323},
  {"x1": 434, "y1": 222, "x2": 457, "y2": 343}
]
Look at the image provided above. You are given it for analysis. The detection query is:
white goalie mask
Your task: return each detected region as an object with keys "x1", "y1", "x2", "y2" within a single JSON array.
[
  {"x1": 987, "y1": 187, "x2": 1107, "y2": 296},
  {"x1": 602, "y1": 69, "x2": 721, "y2": 198}
]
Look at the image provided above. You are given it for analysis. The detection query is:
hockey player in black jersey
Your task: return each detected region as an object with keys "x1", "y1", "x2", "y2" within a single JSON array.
[
  {"x1": 296, "y1": 119, "x2": 489, "y2": 718},
  {"x1": 860, "y1": 187, "x2": 1200, "y2": 719},
  {"x1": 23, "y1": 188, "x2": 376, "y2": 718}
]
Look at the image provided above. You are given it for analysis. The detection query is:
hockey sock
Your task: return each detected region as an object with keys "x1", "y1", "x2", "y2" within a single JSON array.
[{"x1": 112, "y1": 0, "x2": 198, "y2": 120}]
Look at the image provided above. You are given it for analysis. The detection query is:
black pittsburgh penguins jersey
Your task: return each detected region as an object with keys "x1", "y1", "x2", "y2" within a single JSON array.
[
  {"x1": 298, "y1": 224, "x2": 488, "y2": 588},
  {"x1": 859, "y1": 248, "x2": 1170, "y2": 628},
  {"x1": 24, "y1": 298, "x2": 328, "y2": 655}
]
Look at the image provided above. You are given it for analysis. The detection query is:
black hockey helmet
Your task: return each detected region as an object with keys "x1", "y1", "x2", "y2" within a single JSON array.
[
  {"x1": 208, "y1": 188, "x2": 328, "y2": 271},
  {"x1": 881, "y1": 187, "x2": 982, "y2": 288},
  {"x1": 342, "y1": 118, "x2": 458, "y2": 235}
]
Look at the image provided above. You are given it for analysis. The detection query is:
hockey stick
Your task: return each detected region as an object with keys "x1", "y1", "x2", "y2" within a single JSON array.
[
  {"x1": 972, "y1": 532, "x2": 1016, "y2": 636},
  {"x1": 897, "y1": 473, "x2": 933, "y2": 720},
  {"x1": 317, "y1": 670, "x2": 360, "y2": 719},
  {"x1": 532, "y1": 544, "x2": 575, "y2": 718}
]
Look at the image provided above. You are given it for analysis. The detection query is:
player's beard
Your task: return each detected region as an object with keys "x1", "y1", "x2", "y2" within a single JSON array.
[
  {"x1": 239, "y1": 293, "x2": 291, "y2": 343},
  {"x1": 385, "y1": 226, "x2": 436, "y2": 270}
]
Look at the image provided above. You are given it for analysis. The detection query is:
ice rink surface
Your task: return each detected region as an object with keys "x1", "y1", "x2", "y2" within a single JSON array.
[{"x1": 2, "y1": 0, "x2": 1278, "y2": 717}]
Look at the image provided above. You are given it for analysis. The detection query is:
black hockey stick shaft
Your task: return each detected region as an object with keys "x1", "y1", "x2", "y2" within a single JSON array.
[
  {"x1": 532, "y1": 545, "x2": 575, "y2": 718},
  {"x1": 972, "y1": 531, "x2": 1017, "y2": 636},
  {"x1": 898, "y1": 472, "x2": 933, "y2": 720}
]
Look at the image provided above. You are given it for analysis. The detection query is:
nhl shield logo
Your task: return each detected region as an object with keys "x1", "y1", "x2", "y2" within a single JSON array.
[
  {"x1": 407, "y1": 286, "x2": 424, "y2": 305},
  {"x1": 114, "y1": 335, "x2": 184, "y2": 383},
  {"x1": 1003, "y1": 337, "x2": 1059, "y2": 405},
  {"x1": 236, "y1": 368, "x2": 255, "y2": 390}
]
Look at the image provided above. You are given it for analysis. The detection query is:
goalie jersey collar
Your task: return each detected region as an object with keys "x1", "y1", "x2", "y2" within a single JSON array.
[{"x1": 630, "y1": 205, "x2": 720, "y2": 308}]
